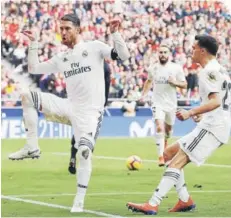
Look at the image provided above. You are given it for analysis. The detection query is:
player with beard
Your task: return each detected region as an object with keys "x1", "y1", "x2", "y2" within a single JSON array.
[
  {"x1": 141, "y1": 44, "x2": 187, "y2": 166},
  {"x1": 126, "y1": 34, "x2": 231, "y2": 216},
  {"x1": 8, "y1": 13, "x2": 129, "y2": 212}
]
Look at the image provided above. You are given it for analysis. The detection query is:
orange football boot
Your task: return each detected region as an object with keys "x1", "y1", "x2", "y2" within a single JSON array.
[
  {"x1": 169, "y1": 197, "x2": 196, "y2": 212},
  {"x1": 126, "y1": 202, "x2": 158, "y2": 215}
]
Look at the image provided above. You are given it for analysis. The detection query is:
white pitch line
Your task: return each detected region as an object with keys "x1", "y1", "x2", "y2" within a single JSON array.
[
  {"x1": 201, "y1": 163, "x2": 231, "y2": 168},
  {"x1": 1, "y1": 195, "x2": 124, "y2": 218},
  {"x1": 52, "y1": 153, "x2": 231, "y2": 168},
  {"x1": 6, "y1": 190, "x2": 231, "y2": 198}
]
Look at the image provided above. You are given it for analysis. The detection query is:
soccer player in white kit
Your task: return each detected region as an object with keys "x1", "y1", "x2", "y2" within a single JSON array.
[
  {"x1": 8, "y1": 13, "x2": 129, "y2": 212},
  {"x1": 127, "y1": 35, "x2": 231, "y2": 215},
  {"x1": 141, "y1": 44, "x2": 187, "y2": 166}
]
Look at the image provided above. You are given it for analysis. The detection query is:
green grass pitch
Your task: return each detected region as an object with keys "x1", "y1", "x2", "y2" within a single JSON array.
[{"x1": 1, "y1": 138, "x2": 231, "y2": 217}]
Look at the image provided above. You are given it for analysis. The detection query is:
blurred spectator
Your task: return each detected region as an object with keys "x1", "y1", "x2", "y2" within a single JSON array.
[
  {"x1": 1, "y1": 0, "x2": 231, "y2": 108},
  {"x1": 1, "y1": 35, "x2": 14, "y2": 59},
  {"x1": 121, "y1": 93, "x2": 138, "y2": 117},
  {"x1": 1, "y1": 65, "x2": 20, "y2": 107},
  {"x1": 11, "y1": 42, "x2": 26, "y2": 67},
  {"x1": 3, "y1": 79, "x2": 16, "y2": 95}
]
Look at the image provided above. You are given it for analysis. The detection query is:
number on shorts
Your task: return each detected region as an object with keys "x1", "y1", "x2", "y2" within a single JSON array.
[{"x1": 222, "y1": 80, "x2": 231, "y2": 111}]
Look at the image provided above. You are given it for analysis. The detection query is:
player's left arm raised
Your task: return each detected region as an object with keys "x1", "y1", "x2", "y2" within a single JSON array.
[
  {"x1": 168, "y1": 66, "x2": 187, "y2": 89},
  {"x1": 95, "y1": 20, "x2": 130, "y2": 61}
]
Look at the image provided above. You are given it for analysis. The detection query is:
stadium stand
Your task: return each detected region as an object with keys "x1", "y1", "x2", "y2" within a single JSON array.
[{"x1": 1, "y1": 0, "x2": 231, "y2": 107}]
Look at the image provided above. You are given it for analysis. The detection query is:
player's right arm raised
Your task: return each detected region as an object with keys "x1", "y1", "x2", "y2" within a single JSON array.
[
  {"x1": 22, "y1": 30, "x2": 58, "y2": 74},
  {"x1": 109, "y1": 20, "x2": 130, "y2": 61}
]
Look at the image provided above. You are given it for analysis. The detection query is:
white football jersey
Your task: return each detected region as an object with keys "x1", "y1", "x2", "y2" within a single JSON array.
[
  {"x1": 29, "y1": 33, "x2": 129, "y2": 115},
  {"x1": 148, "y1": 61, "x2": 186, "y2": 111},
  {"x1": 197, "y1": 59, "x2": 231, "y2": 143}
]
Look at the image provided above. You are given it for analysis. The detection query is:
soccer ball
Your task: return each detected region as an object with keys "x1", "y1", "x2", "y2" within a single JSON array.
[{"x1": 126, "y1": 155, "x2": 142, "y2": 170}]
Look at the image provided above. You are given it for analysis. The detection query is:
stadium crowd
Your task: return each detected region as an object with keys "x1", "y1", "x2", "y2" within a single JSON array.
[{"x1": 1, "y1": 0, "x2": 231, "y2": 107}]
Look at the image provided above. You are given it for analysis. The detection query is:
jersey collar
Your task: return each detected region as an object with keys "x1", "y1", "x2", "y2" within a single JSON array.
[
  {"x1": 204, "y1": 58, "x2": 218, "y2": 68},
  {"x1": 73, "y1": 40, "x2": 84, "y2": 49},
  {"x1": 66, "y1": 40, "x2": 84, "y2": 52}
]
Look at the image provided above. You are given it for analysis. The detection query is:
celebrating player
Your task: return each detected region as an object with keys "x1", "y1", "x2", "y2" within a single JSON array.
[
  {"x1": 9, "y1": 13, "x2": 129, "y2": 212},
  {"x1": 126, "y1": 35, "x2": 231, "y2": 215},
  {"x1": 141, "y1": 44, "x2": 187, "y2": 166}
]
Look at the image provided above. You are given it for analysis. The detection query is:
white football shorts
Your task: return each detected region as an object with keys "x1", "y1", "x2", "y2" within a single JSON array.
[
  {"x1": 177, "y1": 127, "x2": 222, "y2": 166},
  {"x1": 40, "y1": 92, "x2": 104, "y2": 147},
  {"x1": 152, "y1": 106, "x2": 176, "y2": 126}
]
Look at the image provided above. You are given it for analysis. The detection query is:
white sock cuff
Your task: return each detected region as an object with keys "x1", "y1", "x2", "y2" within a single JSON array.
[
  {"x1": 163, "y1": 168, "x2": 181, "y2": 182},
  {"x1": 175, "y1": 169, "x2": 185, "y2": 190}
]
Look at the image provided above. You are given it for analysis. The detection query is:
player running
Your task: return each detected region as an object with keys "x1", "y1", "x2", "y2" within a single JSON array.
[
  {"x1": 9, "y1": 13, "x2": 129, "y2": 212},
  {"x1": 126, "y1": 35, "x2": 231, "y2": 215},
  {"x1": 141, "y1": 44, "x2": 187, "y2": 166}
]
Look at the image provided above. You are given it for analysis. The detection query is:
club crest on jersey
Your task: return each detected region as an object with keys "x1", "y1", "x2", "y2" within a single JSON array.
[
  {"x1": 208, "y1": 72, "x2": 216, "y2": 82},
  {"x1": 82, "y1": 50, "x2": 88, "y2": 57},
  {"x1": 63, "y1": 57, "x2": 68, "y2": 62}
]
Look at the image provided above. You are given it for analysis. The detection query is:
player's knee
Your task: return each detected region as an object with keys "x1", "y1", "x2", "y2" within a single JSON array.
[
  {"x1": 77, "y1": 146, "x2": 92, "y2": 170},
  {"x1": 163, "y1": 150, "x2": 171, "y2": 162},
  {"x1": 21, "y1": 89, "x2": 33, "y2": 106},
  {"x1": 77, "y1": 136, "x2": 94, "y2": 161},
  {"x1": 78, "y1": 145, "x2": 92, "y2": 160},
  {"x1": 156, "y1": 124, "x2": 164, "y2": 133},
  {"x1": 163, "y1": 148, "x2": 176, "y2": 162},
  {"x1": 168, "y1": 150, "x2": 190, "y2": 169},
  {"x1": 164, "y1": 144, "x2": 180, "y2": 162},
  {"x1": 21, "y1": 90, "x2": 41, "y2": 110}
]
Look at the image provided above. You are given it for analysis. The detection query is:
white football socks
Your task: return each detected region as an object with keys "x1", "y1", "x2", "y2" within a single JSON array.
[
  {"x1": 175, "y1": 169, "x2": 190, "y2": 202},
  {"x1": 22, "y1": 91, "x2": 39, "y2": 150},
  {"x1": 155, "y1": 132, "x2": 165, "y2": 157},
  {"x1": 149, "y1": 168, "x2": 180, "y2": 206},
  {"x1": 74, "y1": 145, "x2": 92, "y2": 207}
]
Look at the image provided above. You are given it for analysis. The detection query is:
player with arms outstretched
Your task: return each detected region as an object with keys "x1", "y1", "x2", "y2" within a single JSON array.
[
  {"x1": 9, "y1": 13, "x2": 129, "y2": 212},
  {"x1": 126, "y1": 35, "x2": 231, "y2": 215},
  {"x1": 142, "y1": 44, "x2": 187, "y2": 166}
]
